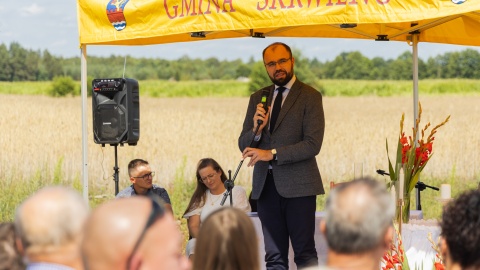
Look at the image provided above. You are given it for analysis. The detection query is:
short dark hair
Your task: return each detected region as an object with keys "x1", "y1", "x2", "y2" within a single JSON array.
[
  {"x1": 440, "y1": 189, "x2": 480, "y2": 268},
  {"x1": 262, "y1": 42, "x2": 293, "y2": 60},
  {"x1": 128, "y1": 159, "x2": 149, "y2": 176}
]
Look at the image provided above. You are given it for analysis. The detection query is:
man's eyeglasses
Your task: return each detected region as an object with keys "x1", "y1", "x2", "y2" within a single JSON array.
[
  {"x1": 132, "y1": 172, "x2": 155, "y2": 180},
  {"x1": 264, "y1": 58, "x2": 291, "y2": 69},
  {"x1": 126, "y1": 197, "x2": 166, "y2": 270},
  {"x1": 200, "y1": 172, "x2": 217, "y2": 183}
]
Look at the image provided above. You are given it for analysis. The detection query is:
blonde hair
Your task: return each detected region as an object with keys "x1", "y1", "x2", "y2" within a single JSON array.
[{"x1": 193, "y1": 207, "x2": 259, "y2": 270}]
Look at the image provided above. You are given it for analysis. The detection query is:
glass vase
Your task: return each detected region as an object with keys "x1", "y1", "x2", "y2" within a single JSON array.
[{"x1": 402, "y1": 194, "x2": 410, "y2": 223}]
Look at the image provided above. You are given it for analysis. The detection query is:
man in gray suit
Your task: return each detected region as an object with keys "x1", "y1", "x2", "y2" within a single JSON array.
[{"x1": 239, "y1": 42, "x2": 325, "y2": 269}]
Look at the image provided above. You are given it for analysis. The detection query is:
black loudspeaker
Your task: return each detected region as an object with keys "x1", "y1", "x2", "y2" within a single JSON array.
[{"x1": 92, "y1": 78, "x2": 139, "y2": 145}]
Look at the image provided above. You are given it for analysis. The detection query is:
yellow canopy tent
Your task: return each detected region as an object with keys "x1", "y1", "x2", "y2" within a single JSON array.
[
  {"x1": 78, "y1": 0, "x2": 480, "y2": 46},
  {"x1": 77, "y1": 0, "x2": 480, "y2": 199}
]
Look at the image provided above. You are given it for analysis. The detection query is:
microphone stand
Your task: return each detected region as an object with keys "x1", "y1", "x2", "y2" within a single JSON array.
[
  {"x1": 414, "y1": 181, "x2": 439, "y2": 210},
  {"x1": 376, "y1": 169, "x2": 439, "y2": 210},
  {"x1": 220, "y1": 123, "x2": 263, "y2": 206}
]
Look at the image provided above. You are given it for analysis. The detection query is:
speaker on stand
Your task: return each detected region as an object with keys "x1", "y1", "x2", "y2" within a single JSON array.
[{"x1": 92, "y1": 78, "x2": 140, "y2": 195}]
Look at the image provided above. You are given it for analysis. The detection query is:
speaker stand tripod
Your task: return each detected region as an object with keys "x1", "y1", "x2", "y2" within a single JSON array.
[{"x1": 112, "y1": 143, "x2": 121, "y2": 196}]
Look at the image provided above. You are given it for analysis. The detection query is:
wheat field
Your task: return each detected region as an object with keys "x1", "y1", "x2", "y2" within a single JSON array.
[{"x1": 1, "y1": 94, "x2": 480, "y2": 219}]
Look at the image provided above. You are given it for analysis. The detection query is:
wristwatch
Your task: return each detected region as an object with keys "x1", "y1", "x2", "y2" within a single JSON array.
[{"x1": 271, "y1": 149, "x2": 277, "y2": 160}]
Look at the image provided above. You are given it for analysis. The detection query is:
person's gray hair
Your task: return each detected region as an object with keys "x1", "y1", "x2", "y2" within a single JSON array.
[
  {"x1": 324, "y1": 177, "x2": 394, "y2": 253},
  {"x1": 14, "y1": 186, "x2": 89, "y2": 255}
]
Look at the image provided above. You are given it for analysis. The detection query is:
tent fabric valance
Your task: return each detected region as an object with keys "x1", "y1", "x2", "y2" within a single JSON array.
[{"x1": 78, "y1": 0, "x2": 480, "y2": 46}]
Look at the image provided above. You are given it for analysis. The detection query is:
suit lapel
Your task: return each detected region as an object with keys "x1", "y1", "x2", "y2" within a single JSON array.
[{"x1": 271, "y1": 80, "x2": 302, "y2": 134}]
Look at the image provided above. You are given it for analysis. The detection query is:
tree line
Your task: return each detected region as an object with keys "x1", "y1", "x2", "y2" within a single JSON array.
[{"x1": 2, "y1": 41, "x2": 480, "y2": 83}]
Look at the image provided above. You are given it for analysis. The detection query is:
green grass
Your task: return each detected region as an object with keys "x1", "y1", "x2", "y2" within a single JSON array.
[
  {"x1": 318, "y1": 79, "x2": 480, "y2": 96},
  {"x1": 0, "y1": 81, "x2": 52, "y2": 95},
  {"x1": 2, "y1": 79, "x2": 480, "y2": 97},
  {"x1": 141, "y1": 80, "x2": 250, "y2": 97}
]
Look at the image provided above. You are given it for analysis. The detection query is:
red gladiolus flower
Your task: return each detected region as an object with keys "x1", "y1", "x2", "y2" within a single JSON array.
[{"x1": 434, "y1": 262, "x2": 445, "y2": 270}]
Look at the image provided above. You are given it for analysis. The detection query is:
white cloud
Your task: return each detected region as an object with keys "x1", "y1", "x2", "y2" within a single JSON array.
[{"x1": 21, "y1": 3, "x2": 45, "y2": 16}]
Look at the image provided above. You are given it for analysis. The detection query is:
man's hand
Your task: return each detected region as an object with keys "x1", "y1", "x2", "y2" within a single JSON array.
[
  {"x1": 252, "y1": 103, "x2": 269, "y2": 135},
  {"x1": 242, "y1": 147, "x2": 274, "y2": 167}
]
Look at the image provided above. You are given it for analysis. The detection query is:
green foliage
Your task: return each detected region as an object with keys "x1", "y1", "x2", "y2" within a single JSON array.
[
  {"x1": 0, "y1": 158, "x2": 81, "y2": 222},
  {"x1": 142, "y1": 80, "x2": 249, "y2": 97},
  {"x1": 48, "y1": 76, "x2": 76, "y2": 97},
  {"x1": 53, "y1": 157, "x2": 64, "y2": 185},
  {"x1": 3, "y1": 42, "x2": 480, "y2": 83},
  {"x1": 3, "y1": 79, "x2": 480, "y2": 97},
  {"x1": 248, "y1": 61, "x2": 271, "y2": 93},
  {"x1": 167, "y1": 157, "x2": 197, "y2": 243},
  {"x1": 0, "y1": 81, "x2": 51, "y2": 95}
]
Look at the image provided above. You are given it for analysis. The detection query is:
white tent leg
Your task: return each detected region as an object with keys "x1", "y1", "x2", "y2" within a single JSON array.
[
  {"x1": 412, "y1": 34, "x2": 420, "y2": 210},
  {"x1": 81, "y1": 45, "x2": 89, "y2": 203},
  {"x1": 413, "y1": 34, "x2": 419, "y2": 131}
]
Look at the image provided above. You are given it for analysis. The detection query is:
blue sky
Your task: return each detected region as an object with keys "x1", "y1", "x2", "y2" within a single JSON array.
[{"x1": 1, "y1": 0, "x2": 479, "y2": 62}]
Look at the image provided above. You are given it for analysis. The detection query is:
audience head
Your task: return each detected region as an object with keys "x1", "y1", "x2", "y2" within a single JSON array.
[
  {"x1": 184, "y1": 158, "x2": 227, "y2": 215},
  {"x1": 81, "y1": 196, "x2": 189, "y2": 270},
  {"x1": 14, "y1": 186, "x2": 89, "y2": 266},
  {"x1": 440, "y1": 189, "x2": 480, "y2": 269},
  {"x1": 0, "y1": 222, "x2": 25, "y2": 270},
  {"x1": 128, "y1": 159, "x2": 154, "y2": 190},
  {"x1": 195, "y1": 158, "x2": 227, "y2": 186},
  {"x1": 193, "y1": 207, "x2": 259, "y2": 270},
  {"x1": 323, "y1": 177, "x2": 395, "y2": 255}
]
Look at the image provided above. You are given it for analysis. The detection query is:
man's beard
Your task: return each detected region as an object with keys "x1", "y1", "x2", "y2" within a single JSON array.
[{"x1": 269, "y1": 66, "x2": 294, "y2": 86}]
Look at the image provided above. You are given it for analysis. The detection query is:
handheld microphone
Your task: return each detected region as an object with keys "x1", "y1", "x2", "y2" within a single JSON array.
[{"x1": 257, "y1": 89, "x2": 270, "y2": 125}]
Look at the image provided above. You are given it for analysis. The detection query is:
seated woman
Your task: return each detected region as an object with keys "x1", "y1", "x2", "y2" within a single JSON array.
[{"x1": 183, "y1": 158, "x2": 251, "y2": 259}]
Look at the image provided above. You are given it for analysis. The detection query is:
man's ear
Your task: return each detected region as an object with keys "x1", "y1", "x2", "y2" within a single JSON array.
[
  {"x1": 320, "y1": 220, "x2": 326, "y2": 235},
  {"x1": 440, "y1": 237, "x2": 448, "y2": 260},
  {"x1": 129, "y1": 176, "x2": 135, "y2": 184},
  {"x1": 15, "y1": 237, "x2": 25, "y2": 256},
  {"x1": 383, "y1": 226, "x2": 394, "y2": 249}
]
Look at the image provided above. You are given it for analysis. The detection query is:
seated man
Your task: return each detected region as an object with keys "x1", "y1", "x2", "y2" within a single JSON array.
[
  {"x1": 14, "y1": 186, "x2": 89, "y2": 270},
  {"x1": 116, "y1": 158, "x2": 172, "y2": 213},
  {"x1": 440, "y1": 189, "x2": 480, "y2": 270},
  {"x1": 81, "y1": 196, "x2": 190, "y2": 270},
  {"x1": 313, "y1": 177, "x2": 395, "y2": 270}
]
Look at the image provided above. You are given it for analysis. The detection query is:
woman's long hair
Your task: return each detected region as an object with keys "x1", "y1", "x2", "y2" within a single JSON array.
[
  {"x1": 183, "y1": 158, "x2": 227, "y2": 215},
  {"x1": 192, "y1": 207, "x2": 260, "y2": 270}
]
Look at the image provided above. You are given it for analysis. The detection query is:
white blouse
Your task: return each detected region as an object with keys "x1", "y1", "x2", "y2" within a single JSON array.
[{"x1": 183, "y1": 185, "x2": 251, "y2": 222}]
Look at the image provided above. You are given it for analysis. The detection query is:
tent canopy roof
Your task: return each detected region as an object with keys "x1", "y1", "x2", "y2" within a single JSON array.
[{"x1": 78, "y1": 0, "x2": 480, "y2": 47}]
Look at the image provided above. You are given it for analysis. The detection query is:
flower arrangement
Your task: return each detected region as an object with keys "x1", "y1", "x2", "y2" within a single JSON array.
[
  {"x1": 428, "y1": 233, "x2": 445, "y2": 270},
  {"x1": 386, "y1": 102, "x2": 450, "y2": 222},
  {"x1": 382, "y1": 223, "x2": 408, "y2": 270}
]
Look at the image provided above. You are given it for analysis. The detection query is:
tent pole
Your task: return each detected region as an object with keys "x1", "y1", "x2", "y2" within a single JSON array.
[
  {"x1": 412, "y1": 33, "x2": 421, "y2": 211},
  {"x1": 413, "y1": 34, "x2": 419, "y2": 131},
  {"x1": 81, "y1": 45, "x2": 89, "y2": 203}
]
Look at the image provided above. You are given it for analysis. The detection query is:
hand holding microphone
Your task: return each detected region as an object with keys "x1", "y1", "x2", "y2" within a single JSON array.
[{"x1": 253, "y1": 89, "x2": 270, "y2": 134}]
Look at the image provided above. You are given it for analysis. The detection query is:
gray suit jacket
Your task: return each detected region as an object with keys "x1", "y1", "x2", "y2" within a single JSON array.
[{"x1": 238, "y1": 79, "x2": 325, "y2": 199}]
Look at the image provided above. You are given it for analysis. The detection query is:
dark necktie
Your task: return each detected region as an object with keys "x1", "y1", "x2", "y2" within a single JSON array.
[{"x1": 269, "y1": 86, "x2": 285, "y2": 133}]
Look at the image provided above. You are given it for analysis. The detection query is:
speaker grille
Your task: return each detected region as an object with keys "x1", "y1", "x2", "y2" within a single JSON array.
[{"x1": 94, "y1": 104, "x2": 126, "y2": 141}]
